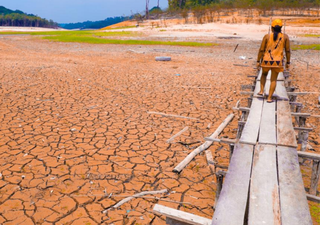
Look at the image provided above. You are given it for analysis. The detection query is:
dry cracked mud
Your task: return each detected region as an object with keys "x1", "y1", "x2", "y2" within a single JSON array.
[{"x1": 0, "y1": 32, "x2": 319, "y2": 225}]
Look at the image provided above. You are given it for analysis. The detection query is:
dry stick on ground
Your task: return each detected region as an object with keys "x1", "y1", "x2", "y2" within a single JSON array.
[
  {"x1": 147, "y1": 111, "x2": 199, "y2": 120},
  {"x1": 73, "y1": 194, "x2": 192, "y2": 205},
  {"x1": 180, "y1": 86, "x2": 212, "y2": 89},
  {"x1": 173, "y1": 114, "x2": 235, "y2": 173},
  {"x1": 166, "y1": 127, "x2": 189, "y2": 143},
  {"x1": 233, "y1": 64, "x2": 249, "y2": 67},
  {"x1": 102, "y1": 189, "x2": 168, "y2": 213}
]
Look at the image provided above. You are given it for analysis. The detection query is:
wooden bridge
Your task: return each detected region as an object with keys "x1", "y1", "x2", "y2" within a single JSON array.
[
  {"x1": 211, "y1": 70, "x2": 312, "y2": 225},
  {"x1": 153, "y1": 69, "x2": 320, "y2": 224}
]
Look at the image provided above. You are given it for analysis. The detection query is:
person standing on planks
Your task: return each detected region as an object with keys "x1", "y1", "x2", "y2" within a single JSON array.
[{"x1": 256, "y1": 19, "x2": 291, "y2": 103}]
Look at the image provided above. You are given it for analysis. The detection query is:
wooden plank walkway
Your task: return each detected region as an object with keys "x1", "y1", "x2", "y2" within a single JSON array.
[
  {"x1": 211, "y1": 69, "x2": 311, "y2": 225},
  {"x1": 278, "y1": 146, "x2": 313, "y2": 225},
  {"x1": 212, "y1": 143, "x2": 254, "y2": 225},
  {"x1": 277, "y1": 101, "x2": 298, "y2": 147},
  {"x1": 249, "y1": 144, "x2": 280, "y2": 225},
  {"x1": 253, "y1": 71, "x2": 288, "y2": 100},
  {"x1": 239, "y1": 98, "x2": 264, "y2": 145},
  {"x1": 259, "y1": 101, "x2": 277, "y2": 145}
]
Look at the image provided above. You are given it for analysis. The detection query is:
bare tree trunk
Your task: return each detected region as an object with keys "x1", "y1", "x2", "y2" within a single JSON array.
[
  {"x1": 179, "y1": 0, "x2": 183, "y2": 8},
  {"x1": 146, "y1": 0, "x2": 150, "y2": 19}
]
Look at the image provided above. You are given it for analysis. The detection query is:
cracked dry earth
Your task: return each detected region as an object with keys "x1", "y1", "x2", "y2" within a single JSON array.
[{"x1": 0, "y1": 34, "x2": 319, "y2": 225}]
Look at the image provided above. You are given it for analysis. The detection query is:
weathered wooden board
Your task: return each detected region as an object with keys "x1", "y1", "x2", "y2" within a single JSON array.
[
  {"x1": 212, "y1": 144, "x2": 254, "y2": 225},
  {"x1": 240, "y1": 98, "x2": 264, "y2": 145},
  {"x1": 153, "y1": 204, "x2": 212, "y2": 225},
  {"x1": 275, "y1": 81, "x2": 289, "y2": 100},
  {"x1": 259, "y1": 101, "x2": 277, "y2": 145},
  {"x1": 277, "y1": 146, "x2": 312, "y2": 225},
  {"x1": 248, "y1": 144, "x2": 280, "y2": 225},
  {"x1": 277, "y1": 100, "x2": 297, "y2": 147}
]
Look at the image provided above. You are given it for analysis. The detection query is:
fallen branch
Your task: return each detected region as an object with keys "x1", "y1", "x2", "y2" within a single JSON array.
[
  {"x1": 235, "y1": 99, "x2": 240, "y2": 108},
  {"x1": 72, "y1": 194, "x2": 192, "y2": 206},
  {"x1": 233, "y1": 44, "x2": 239, "y2": 52},
  {"x1": 173, "y1": 114, "x2": 235, "y2": 173},
  {"x1": 180, "y1": 86, "x2": 212, "y2": 89},
  {"x1": 233, "y1": 64, "x2": 249, "y2": 67},
  {"x1": 102, "y1": 189, "x2": 167, "y2": 213},
  {"x1": 147, "y1": 111, "x2": 199, "y2": 120},
  {"x1": 167, "y1": 127, "x2": 189, "y2": 143}
]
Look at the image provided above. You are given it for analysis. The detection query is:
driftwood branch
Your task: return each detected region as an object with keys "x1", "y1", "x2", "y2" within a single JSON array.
[
  {"x1": 102, "y1": 189, "x2": 167, "y2": 213},
  {"x1": 173, "y1": 114, "x2": 235, "y2": 173},
  {"x1": 180, "y1": 86, "x2": 212, "y2": 89},
  {"x1": 166, "y1": 127, "x2": 189, "y2": 143},
  {"x1": 147, "y1": 111, "x2": 199, "y2": 120}
]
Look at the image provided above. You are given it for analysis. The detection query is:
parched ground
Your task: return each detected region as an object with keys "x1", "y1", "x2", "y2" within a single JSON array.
[{"x1": 0, "y1": 22, "x2": 319, "y2": 224}]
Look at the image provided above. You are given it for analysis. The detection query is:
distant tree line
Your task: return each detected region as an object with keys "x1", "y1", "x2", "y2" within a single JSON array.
[
  {"x1": 0, "y1": 6, "x2": 58, "y2": 28},
  {"x1": 164, "y1": 0, "x2": 319, "y2": 24},
  {"x1": 0, "y1": 13, "x2": 58, "y2": 27},
  {"x1": 167, "y1": 0, "x2": 320, "y2": 10},
  {"x1": 60, "y1": 16, "x2": 131, "y2": 30}
]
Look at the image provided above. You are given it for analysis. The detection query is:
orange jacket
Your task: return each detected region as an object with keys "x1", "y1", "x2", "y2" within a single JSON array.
[{"x1": 257, "y1": 33, "x2": 291, "y2": 68}]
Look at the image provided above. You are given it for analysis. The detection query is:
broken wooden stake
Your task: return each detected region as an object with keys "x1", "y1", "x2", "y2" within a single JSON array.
[
  {"x1": 173, "y1": 114, "x2": 234, "y2": 173},
  {"x1": 233, "y1": 44, "x2": 239, "y2": 52},
  {"x1": 166, "y1": 127, "x2": 189, "y2": 143},
  {"x1": 310, "y1": 160, "x2": 320, "y2": 195}
]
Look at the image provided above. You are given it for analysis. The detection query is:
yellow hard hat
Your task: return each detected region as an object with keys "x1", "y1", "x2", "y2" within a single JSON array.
[{"x1": 272, "y1": 19, "x2": 283, "y2": 27}]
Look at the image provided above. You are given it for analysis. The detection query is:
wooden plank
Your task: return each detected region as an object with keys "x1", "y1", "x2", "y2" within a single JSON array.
[
  {"x1": 297, "y1": 151, "x2": 320, "y2": 161},
  {"x1": 277, "y1": 101, "x2": 297, "y2": 147},
  {"x1": 310, "y1": 160, "x2": 320, "y2": 195},
  {"x1": 259, "y1": 101, "x2": 277, "y2": 145},
  {"x1": 166, "y1": 127, "x2": 189, "y2": 143},
  {"x1": 153, "y1": 204, "x2": 212, "y2": 225},
  {"x1": 166, "y1": 218, "x2": 194, "y2": 225},
  {"x1": 275, "y1": 81, "x2": 289, "y2": 100},
  {"x1": 212, "y1": 143, "x2": 254, "y2": 225},
  {"x1": 248, "y1": 145, "x2": 280, "y2": 225},
  {"x1": 173, "y1": 114, "x2": 234, "y2": 173},
  {"x1": 306, "y1": 194, "x2": 320, "y2": 204},
  {"x1": 277, "y1": 146, "x2": 312, "y2": 225},
  {"x1": 240, "y1": 98, "x2": 264, "y2": 145}
]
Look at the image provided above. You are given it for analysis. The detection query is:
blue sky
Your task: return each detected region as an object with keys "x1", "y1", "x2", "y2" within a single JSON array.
[{"x1": 0, "y1": 0, "x2": 168, "y2": 23}]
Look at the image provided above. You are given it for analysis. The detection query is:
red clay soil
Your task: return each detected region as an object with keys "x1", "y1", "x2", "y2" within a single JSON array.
[{"x1": 0, "y1": 32, "x2": 319, "y2": 224}]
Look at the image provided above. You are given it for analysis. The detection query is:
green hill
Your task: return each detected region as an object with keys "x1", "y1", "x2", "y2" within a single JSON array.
[
  {"x1": 0, "y1": 6, "x2": 25, "y2": 15},
  {"x1": 0, "y1": 6, "x2": 58, "y2": 28}
]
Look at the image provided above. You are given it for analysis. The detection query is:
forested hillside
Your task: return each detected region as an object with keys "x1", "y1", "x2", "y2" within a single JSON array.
[
  {"x1": 0, "y1": 6, "x2": 58, "y2": 28},
  {"x1": 167, "y1": 0, "x2": 320, "y2": 9},
  {"x1": 60, "y1": 16, "x2": 130, "y2": 30}
]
